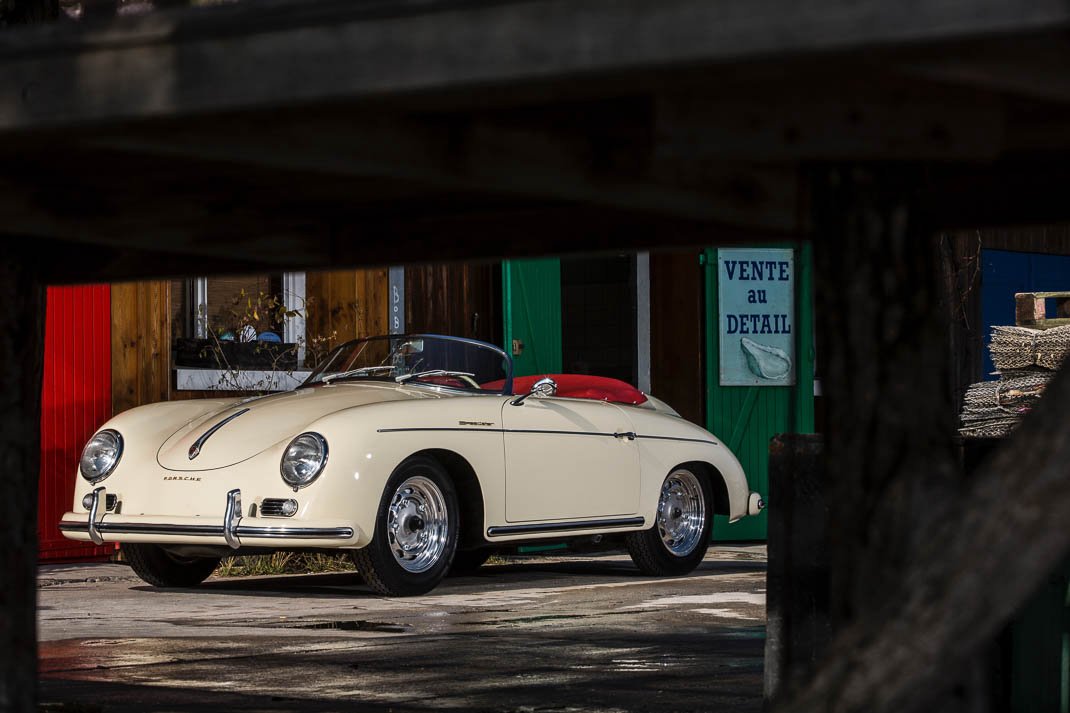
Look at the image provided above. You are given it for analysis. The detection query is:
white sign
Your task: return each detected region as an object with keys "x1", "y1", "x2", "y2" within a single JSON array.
[{"x1": 718, "y1": 248, "x2": 796, "y2": 386}]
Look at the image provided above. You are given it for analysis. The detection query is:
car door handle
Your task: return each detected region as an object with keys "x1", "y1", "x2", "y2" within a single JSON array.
[{"x1": 614, "y1": 431, "x2": 636, "y2": 441}]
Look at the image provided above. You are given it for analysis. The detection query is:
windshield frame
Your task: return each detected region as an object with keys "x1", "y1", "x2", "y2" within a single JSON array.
[{"x1": 300, "y1": 334, "x2": 514, "y2": 395}]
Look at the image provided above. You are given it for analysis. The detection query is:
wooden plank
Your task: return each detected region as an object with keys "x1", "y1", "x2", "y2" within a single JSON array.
[
  {"x1": 1015, "y1": 293, "x2": 1046, "y2": 326},
  {"x1": 656, "y1": 80, "x2": 1007, "y2": 162},
  {"x1": 2, "y1": 0, "x2": 1069, "y2": 132},
  {"x1": 1015, "y1": 291, "x2": 1070, "y2": 328},
  {"x1": 110, "y1": 282, "x2": 139, "y2": 414},
  {"x1": 359, "y1": 268, "x2": 389, "y2": 338}
]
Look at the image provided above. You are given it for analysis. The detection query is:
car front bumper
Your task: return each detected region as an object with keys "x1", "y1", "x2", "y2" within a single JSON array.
[{"x1": 60, "y1": 487, "x2": 360, "y2": 549}]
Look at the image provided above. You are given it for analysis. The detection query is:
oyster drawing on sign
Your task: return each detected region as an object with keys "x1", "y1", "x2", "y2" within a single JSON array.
[{"x1": 740, "y1": 337, "x2": 792, "y2": 381}]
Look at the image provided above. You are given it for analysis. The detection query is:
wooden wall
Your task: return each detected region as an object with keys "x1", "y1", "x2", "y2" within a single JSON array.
[
  {"x1": 405, "y1": 262, "x2": 501, "y2": 345},
  {"x1": 304, "y1": 268, "x2": 389, "y2": 358},
  {"x1": 111, "y1": 281, "x2": 172, "y2": 413}
]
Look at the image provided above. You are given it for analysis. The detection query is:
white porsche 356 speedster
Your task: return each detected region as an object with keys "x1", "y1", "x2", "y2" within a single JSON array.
[{"x1": 62, "y1": 334, "x2": 763, "y2": 596}]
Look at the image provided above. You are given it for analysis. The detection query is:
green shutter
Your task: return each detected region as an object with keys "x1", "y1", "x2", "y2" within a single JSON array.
[
  {"x1": 704, "y1": 245, "x2": 815, "y2": 541},
  {"x1": 502, "y1": 258, "x2": 562, "y2": 377}
]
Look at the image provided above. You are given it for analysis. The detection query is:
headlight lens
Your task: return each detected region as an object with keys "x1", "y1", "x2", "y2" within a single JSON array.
[
  {"x1": 79, "y1": 430, "x2": 123, "y2": 482},
  {"x1": 280, "y1": 432, "x2": 329, "y2": 489}
]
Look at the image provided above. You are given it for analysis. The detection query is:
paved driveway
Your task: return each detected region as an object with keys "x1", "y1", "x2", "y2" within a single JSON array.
[{"x1": 39, "y1": 546, "x2": 766, "y2": 712}]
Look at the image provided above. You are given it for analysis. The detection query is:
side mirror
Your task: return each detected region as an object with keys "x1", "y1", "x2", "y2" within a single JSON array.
[{"x1": 510, "y1": 377, "x2": 557, "y2": 406}]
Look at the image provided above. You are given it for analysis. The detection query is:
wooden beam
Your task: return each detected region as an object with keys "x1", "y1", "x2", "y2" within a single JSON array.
[
  {"x1": 76, "y1": 111, "x2": 799, "y2": 231},
  {"x1": 655, "y1": 80, "x2": 1008, "y2": 162},
  {"x1": 1, "y1": 0, "x2": 1069, "y2": 133}
]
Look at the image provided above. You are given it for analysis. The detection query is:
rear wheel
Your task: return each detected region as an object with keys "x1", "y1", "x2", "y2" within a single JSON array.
[
  {"x1": 351, "y1": 456, "x2": 459, "y2": 596},
  {"x1": 625, "y1": 467, "x2": 712, "y2": 576},
  {"x1": 124, "y1": 543, "x2": 220, "y2": 587}
]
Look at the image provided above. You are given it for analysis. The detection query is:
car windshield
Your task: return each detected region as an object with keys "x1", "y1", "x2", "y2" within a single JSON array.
[{"x1": 302, "y1": 335, "x2": 513, "y2": 393}]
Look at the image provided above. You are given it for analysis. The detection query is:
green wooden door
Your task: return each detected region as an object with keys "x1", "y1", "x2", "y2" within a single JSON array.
[
  {"x1": 502, "y1": 258, "x2": 562, "y2": 377},
  {"x1": 704, "y1": 245, "x2": 815, "y2": 541}
]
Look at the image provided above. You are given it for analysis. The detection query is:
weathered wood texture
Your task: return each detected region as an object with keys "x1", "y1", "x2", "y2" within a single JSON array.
[
  {"x1": 4, "y1": 0, "x2": 1070, "y2": 131},
  {"x1": 939, "y1": 231, "x2": 984, "y2": 406},
  {"x1": 0, "y1": 0, "x2": 56, "y2": 24},
  {"x1": 111, "y1": 281, "x2": 172, "y2": 413},
  {"x1": 304, "y1": 269, "x2": 389, "y2": 357},
  {"x1": 776, "y1": 167, "x2": 1070, "y2": 712},
  {"x1": 1014, "y1": 292, "x2": 1070, "y2": 328},
  {"x1": 649, "y1": 250, "x2": 704, "y2": 425},
  {"x1": 0, "y1": 260, "x2": 45, "y2": 712},
  {"x1": 764, "y1": 434, "x2": 829, "y2": 706},
  {"x1": 404, "y1": 263, "x2": 501, "y2": 345}
]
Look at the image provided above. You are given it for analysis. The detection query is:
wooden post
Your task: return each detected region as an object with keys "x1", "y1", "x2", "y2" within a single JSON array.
[
  {"x1": 772, "y1": 166, "x2": 1070, "y2": 713},
  {"x1": 765, "y1": 434, "x2": 829, "y2": 706},
  {"x1": 0, "y1": 260, "x2": 45, "y2": 713}
]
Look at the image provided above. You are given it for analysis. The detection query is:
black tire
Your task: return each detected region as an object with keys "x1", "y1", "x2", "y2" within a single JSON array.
[
  {"x1": 350, "y1": 456, "x2": 459, "y2": 596},
  {"x1": 625, "y1": 467, "x2": 713, "y2": 577},
  {"x1": 448, "y1": 548, "x2": 492, "y2": 576},
  {"x1": 124, "y1": 543, "x2": 220, "y2": 587}
]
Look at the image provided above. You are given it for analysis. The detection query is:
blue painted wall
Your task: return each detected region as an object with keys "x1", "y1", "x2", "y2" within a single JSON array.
[{"x1": 981, "y1": 249, "x2": 1070, "y2": 379}]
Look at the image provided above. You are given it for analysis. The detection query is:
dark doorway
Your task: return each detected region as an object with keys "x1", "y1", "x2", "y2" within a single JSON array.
[{"x1": 560, "y1": 254, "x2": 637, "y2": 384}]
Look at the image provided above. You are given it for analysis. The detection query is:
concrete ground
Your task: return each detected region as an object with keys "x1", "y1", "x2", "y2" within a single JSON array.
[{"x1": 38, "y1": 546, "x2": 767, "y2": 713}]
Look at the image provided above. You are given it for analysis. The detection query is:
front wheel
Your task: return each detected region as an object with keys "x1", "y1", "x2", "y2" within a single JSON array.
[
  {"x1": 350, "y1": 456, "x2": 459, "y2": 596},
  {"x1": 124, "y1": 543, "x2": 220, "y2": 587},
  {"x1": 625, "y1": 467, "x2": 712, "y2": 576}
]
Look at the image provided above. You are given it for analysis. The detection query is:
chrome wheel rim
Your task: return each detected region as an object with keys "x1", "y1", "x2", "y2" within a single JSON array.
[
  {"x1": 656, "y1": 470, "x2": 706, "y2": 557},
  {"x1": 386, "y1": 475, "x2": 449, "y2": 573}
]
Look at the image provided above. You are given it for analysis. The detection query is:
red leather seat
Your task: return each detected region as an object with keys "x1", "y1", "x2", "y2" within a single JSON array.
[{"x1": 482, "y1": 374, "x2": 648, "y2": 405}]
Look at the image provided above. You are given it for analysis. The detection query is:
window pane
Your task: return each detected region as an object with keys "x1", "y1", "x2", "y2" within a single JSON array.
[{"x1": 205, "y1": 274, "x2": 284, "y2": 341}]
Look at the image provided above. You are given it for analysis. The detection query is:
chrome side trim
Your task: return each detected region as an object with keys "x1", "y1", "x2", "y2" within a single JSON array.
[
  {"x1": 376, "y1": 427, "x2": 716, "y2": 445},
  {"x1": 188, "y1": 408, "x2": 250, "y2": 460},
  {"x1": 58, "y1": 521, "x2": 354, "y2": 540},
  {"x1": 224, "y1": 489, "x2": 242, "y2": 549},
  {"x1": 486, "y1": 516, "x2": 645, "y2": 537}
]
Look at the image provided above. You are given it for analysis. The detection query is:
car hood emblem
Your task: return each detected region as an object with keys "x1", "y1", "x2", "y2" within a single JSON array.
[{"x1": 188, "y1": 408, "x2": 250, "y2": 460}]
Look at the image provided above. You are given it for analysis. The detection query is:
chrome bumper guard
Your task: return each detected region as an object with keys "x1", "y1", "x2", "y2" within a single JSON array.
[
  {"x1": 748, "y1": 491, "x2": 766, "y2": 516},
  {"x1": 63, "y1": 488, "x2": 354, "y2": 549}
]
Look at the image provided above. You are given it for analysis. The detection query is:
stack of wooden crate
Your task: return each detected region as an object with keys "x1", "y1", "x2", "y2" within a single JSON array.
[{"x1": 959, "y1": 292, "x2": 1070, "y2": 439}]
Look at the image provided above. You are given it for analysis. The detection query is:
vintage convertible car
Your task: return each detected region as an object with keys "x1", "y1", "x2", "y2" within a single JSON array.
[{"x1": 62, "y1": 334, "x2": 764, "y2": 596}]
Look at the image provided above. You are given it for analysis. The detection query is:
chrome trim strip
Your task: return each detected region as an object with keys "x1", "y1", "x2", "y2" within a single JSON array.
[
  {"x1": 58, "y1": 521, "x2": 354, "y2": 540},
  {"x1": 377, "y1": 426, "x2": 716, "y2": 446},
  {"x1": 223, "y1": 489, "x2": 242, "y2": 549},
  {"x1": 378, "y1": 427, "x2": 621, "y2": 438},
  {"x1": 634, "y1": 434, "x2": 718, "y2": 446},
  {"x1": 486, "y1": 516, "x2": 645, "y2": 537},
  {"x1": 188, "y1": 408, "x2": 251, "y2": 460}
]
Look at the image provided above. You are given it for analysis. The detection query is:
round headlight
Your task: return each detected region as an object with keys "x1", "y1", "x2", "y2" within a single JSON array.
[
  {"x1": 280, "y1": 433, "x2": 329, "y2": 489},
  {"x1": 79, "y1": 429, "x2": 123, "y2": 483}
]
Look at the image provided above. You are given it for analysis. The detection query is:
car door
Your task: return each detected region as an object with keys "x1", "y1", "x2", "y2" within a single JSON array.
[{"x1": 500, "y1": 396, "x2": 640, "y2": 522}]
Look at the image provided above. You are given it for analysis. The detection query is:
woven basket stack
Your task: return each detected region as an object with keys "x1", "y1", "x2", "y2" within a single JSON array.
[{"x1": 959, "y1": 324, "x2": 1070, "y2": 439}]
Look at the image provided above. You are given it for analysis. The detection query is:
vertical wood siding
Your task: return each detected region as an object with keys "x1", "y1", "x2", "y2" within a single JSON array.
[
  {"x1": 305, "y1": 269, "x2": 389, "y2": 354},
  {"x1": 39, "y1": 285, "x2": 114, "y2": 562},
  {"x1": 111, "y1": 281, "x2": 172, "y2": 412},
  {"x1": 405, "y1": 263, "x2": 501, "y2": 345}
]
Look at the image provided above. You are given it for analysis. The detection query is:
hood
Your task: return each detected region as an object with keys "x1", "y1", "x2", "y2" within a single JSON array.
[{"x1": 157, "y1": 382, "x2": 429, "y2": 471}]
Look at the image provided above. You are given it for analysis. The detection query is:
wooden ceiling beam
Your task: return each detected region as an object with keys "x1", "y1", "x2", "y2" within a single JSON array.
[{"x1": 2, "y1": 0, "x2": 1069, "y2": 133}]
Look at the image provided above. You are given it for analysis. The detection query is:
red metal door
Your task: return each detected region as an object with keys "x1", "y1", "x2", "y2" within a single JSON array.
[{"x1": 38, "y1": 285, "x2": 114, "y2": 562}]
